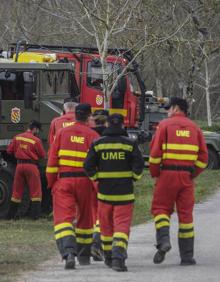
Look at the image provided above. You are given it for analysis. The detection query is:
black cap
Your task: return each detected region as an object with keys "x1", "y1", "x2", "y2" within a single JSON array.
[
  {"x1": 29, "y1": 120, "x2": 42, "y2": 131},
  {"x1": 93, "y1": 109, "x2": 109, "y2": 117},
  {"x1": 164, "y1": 97, "x2": 188, "y2": 114},
  {"x1": 108, "y1": 113, "x2": 124, "y2": 126},
  {"x1": 63, "y1": 97, "x2": 75, "y2": 104},
  {"x1": 75, "y1": 103, "x2": 92, "y2": 116}
]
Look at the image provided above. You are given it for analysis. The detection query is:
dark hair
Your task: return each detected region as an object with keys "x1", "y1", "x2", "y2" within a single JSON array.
[
  {"x1": 164, "y1": 97, "x2": 188, "y2": 115},
  {"x1": 75, "y1": 103, "x2": 92, "y2": 122},
  {"x1": 108, "y1": 113, "x2": 124, "y2": 127},
  {"x1": 29, "y1": 120, "x2": 42, "y2": 131}
]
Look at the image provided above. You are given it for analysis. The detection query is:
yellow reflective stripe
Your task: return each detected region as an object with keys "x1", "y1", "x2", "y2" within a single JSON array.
[
  {"x1": 154, "y1": 214, "x2": 170, "y2": 222},
  {"x1": 75, "y1": 228, "x2": 93, "y2": 235},
  {"x1": 16, "y1": 136, "x2": 36, "y2": 144},
  {"x1": 162, "y1": 143, "x2": 199, "y2": 152},
  {"x1": 76, "y1": 238, "x2": 93, "y2": 244},
  {"x1": 31, "y1": 197, "x2": 41, "y2": 202},
  {"x1": 97, "y1": 171, "x2": 133, "y2": 178},
  {"x1": 46, "y1": 167, "x2": 58, "y2": 173},
  {"x1": 109, "y1": 108, "x2": 127, "y2": 116},
  {"x1": 94, "y1": 143, "x2": 133, "y2": 152},
  {"x1": 101, "y1": 235, "x2": 113, "y2": 242},
  {"x1": 11, "y1": 197, "x2": 21, "y2": 203},
  {"x1": 133, "y1": 172, "x2": 142, "y2": 180},
  {"x1": 113, "y1": 232, "x2": 128, "y2": 241},
  {"x1": 195, "y1": 160, "x2": 207, "y2": 168},
  {"x1": 163, "y1": 153, "x2": 197, "y2": 161},
  {"x1": 102, "y1": 244, "x2": 112, "y2": 251},
  {"x1": 156, "y1": 221, "x2": 170, "y2": 229},
  {"x1": 149, "y1": 157, "x2": 162, "y2": 164},
  {"x1": 59, "y1": 159, "x2": 83, "y2": 167},
  {"x1": 58, "y1": 149, "x2": 87, "y2": 158},
  {"x1": 179, "y1": 223, "x2": 194, "y2": 229},
  {"x1": 92, "y1": 108, "x2": 127, "y2": 117},
  {"x1": 178, "y1": 231, "x2": 194, "y2": 239},
  {"x1": 55, "y1": 230, "x2": 75, "y2": 240},
  {"x1": 113, "y1": 241, "x2": 127, "y2": 249},
  {"x1": 54, "y1": 222, "x2": 73, "y2": 232},
  {"x1": 98, "y1": 193, "x2": 134, "y2": 201}
]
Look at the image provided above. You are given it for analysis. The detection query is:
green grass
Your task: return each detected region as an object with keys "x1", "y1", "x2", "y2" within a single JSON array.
[
  {"x1": 133, "y1": 169, "x2": 220, "y2": 225},
  {"x1": 0, "y1": 219, "x2": 56, "y2": 282},
  {"x1": 1, "y1": 169, "x2": 220, "y2": 281}
]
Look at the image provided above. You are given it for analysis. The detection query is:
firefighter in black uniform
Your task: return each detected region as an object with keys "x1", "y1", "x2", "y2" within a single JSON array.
[{"x1": 84, "y1": 113, "x2": 144, "y2": 272}]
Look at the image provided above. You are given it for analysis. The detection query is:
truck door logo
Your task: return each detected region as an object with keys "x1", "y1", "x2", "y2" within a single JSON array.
[
  {"x1": 96, "y1": 95, "x2": 103, "y2": 105},
  {"x1": 11, "y1": 107, "x2": 21, "y2": 123}
]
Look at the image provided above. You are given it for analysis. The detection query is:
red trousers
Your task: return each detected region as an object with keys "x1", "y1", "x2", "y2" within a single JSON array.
[
  {"x1": 98, "y1": 201, "x2": 133, "y2": 260},
  {"x1": 92, "y1": 182, "x2": 98, "y2": 226},
  {"x1": 151, "y1": 170, "x2": 194, "y2": 223},
  {"x1": 53, "y1": 177, "x2": 93, "y2": 227},
  {"x1": 12, "y1": 163, "x2": 42, "y2": 202}
]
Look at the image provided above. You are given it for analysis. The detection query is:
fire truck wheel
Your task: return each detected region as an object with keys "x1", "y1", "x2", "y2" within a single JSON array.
[{"x1": 0, "y1": 169, "x2": 13, "y2": 218}]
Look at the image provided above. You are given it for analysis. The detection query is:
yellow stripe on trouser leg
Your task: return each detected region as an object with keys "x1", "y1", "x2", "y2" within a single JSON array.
[
  {"x1": 154, "y1": 214, "x2": 170, "y2": 230},
  {"x1": 101, "y1": 235, "x2": 113, "y2": 251},
  {"x1": 178, "y1": 222, "x2": 194, "y2": 239}
]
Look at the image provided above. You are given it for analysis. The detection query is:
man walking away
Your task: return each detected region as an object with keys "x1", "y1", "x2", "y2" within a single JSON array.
[
  {"x1": 7, "y1": 120, "x2": 46, "y2": 220},
  {"x1": 46, "y1": 103, "x2": 99, "y2": 270},
  {"x1": 149, "y1": 97, "x2": 208, "y2": 266},
  {"x1": 84, "y1": 113, "x2": 144, "y2": 272}
]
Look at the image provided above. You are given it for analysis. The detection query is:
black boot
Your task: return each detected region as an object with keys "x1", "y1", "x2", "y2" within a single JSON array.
[
  {"x1": 153, "y1": 226, "x2": 171, "y2": 264},
  {"x1": 65, "y1": 253, "x2": 75, "y2": 270},
  {"x1": 29, "y1": 201, "x2": 41, "y2": 220},
  {"x1": 179, "y1": 237, "x2": 196, "y2": 266},
  {"x1": 104, "y1": 251, "x2": 112, "y2": 268},
  {"x1": 91, "y1": 244, "x2": 103, "y2": 261},
  {"x1": 6, "y1": 202, "x2": 19, "y2": 220},
  {"x1": 112, "y1": 258, "x2": 127, "y2": 272}
]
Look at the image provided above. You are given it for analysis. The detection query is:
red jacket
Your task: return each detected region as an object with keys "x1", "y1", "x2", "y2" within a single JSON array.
[
  {"x1": 46, "y1": 122, "x2": 99, "y2": 188},
  {"x1": 7, "y1": 130, "x2": 46, "y2": 161},
  {"x1": 149, "y1": 112, "x2": 208, "y2": 178},
  {"x1": 48, "y1": 112, "x2": 75, "y2": 145}
]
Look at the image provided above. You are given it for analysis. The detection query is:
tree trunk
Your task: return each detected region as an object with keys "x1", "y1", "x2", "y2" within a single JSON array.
[{"x1": 205, "y1": 58, "x2": 212, "y2": 127}]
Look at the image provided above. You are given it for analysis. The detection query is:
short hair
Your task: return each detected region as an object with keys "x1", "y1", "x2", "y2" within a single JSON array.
[
  {"x1": 75, "y1": 103, "x2": 92, "y2": 122},
  {"x1": 63, "y1": 102, "x2": 76, "y2": 113}
]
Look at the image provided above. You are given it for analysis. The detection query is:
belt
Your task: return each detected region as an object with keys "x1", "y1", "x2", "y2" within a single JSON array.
[
  {"x1": 59, "y1": 171, "x2": 87, "y2": 178},
  {"x1": 161, "y1": 165, "x2": 194, "y2": 173},
  {"x1": 17, "y1": 159, "x2": 37, "y2": 164}
]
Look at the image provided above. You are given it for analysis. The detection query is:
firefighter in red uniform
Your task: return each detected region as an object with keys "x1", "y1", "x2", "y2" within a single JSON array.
[
  {"x1": 48, "y1": 97, "x2": 76, "y2": 146},
  {"x1": 46, "y1": 103, "x2": 99, "y2": 270},
  {"x1": 84, "y1": 114, "x2": 144, "y2": 272},
  {"x1": 149, "y1": 97, "x2": 208, "y2": 266},
  {"x1": 90, "y1": 109, "x2": 109, "y2": 262},
  {"x1": 7, "y1": 120, "x2": 46, "y2": 220}
]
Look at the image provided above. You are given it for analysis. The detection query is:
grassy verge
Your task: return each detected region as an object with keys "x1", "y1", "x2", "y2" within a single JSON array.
[
  {"x1": 0, "y1": 169, "x2": 220, "y2": 281},
  {"x1": 133, "y1": 169, "x2": 220, "y2": 225},
  {"x1": 0, "y1": 219, "x2": 56, "y2": 282}
]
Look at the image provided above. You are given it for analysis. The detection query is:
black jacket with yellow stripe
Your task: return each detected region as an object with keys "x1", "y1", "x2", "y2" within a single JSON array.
[{"x1": 84, "y1": 127, "x2": 144, "y2": 205}]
